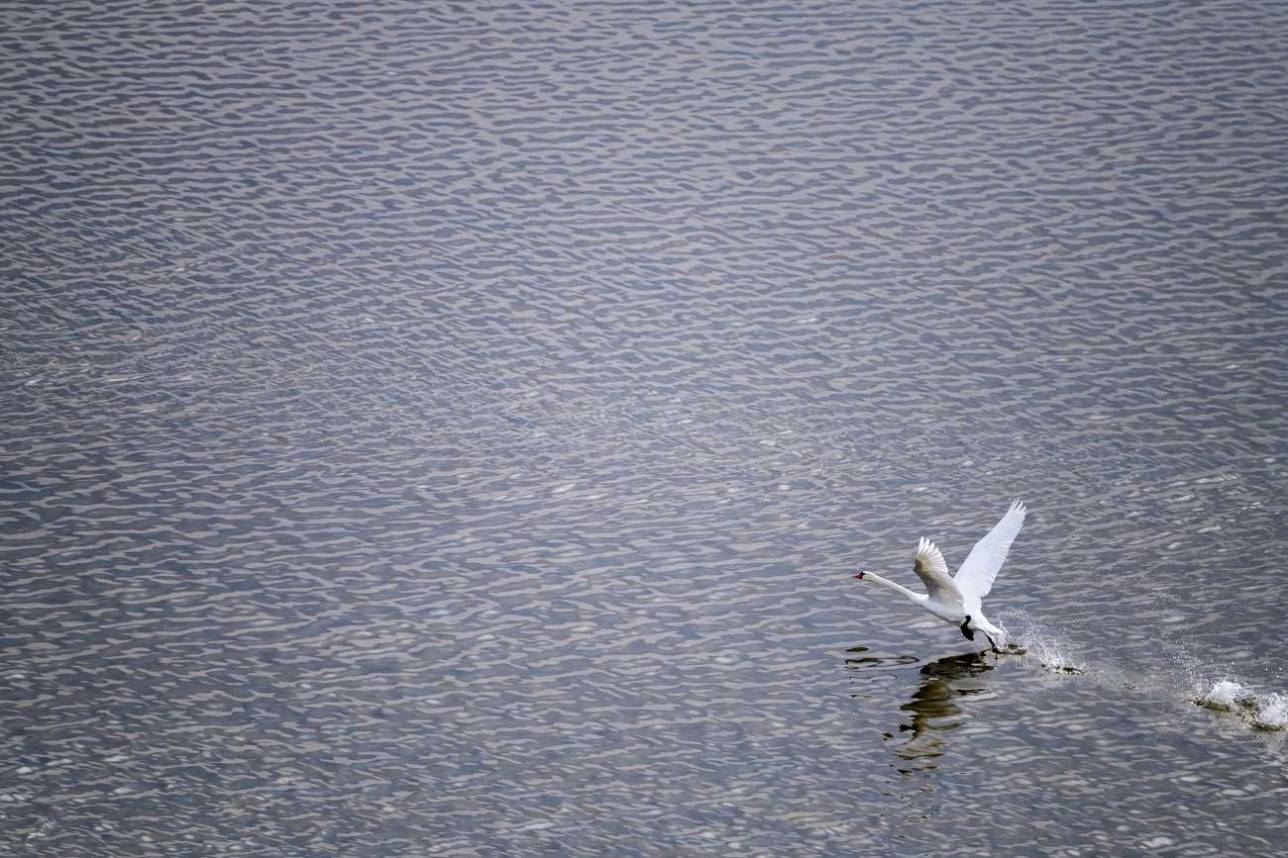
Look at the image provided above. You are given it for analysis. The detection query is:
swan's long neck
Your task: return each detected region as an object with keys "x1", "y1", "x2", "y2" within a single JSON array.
[{"x1": 861, "y1": 572, "x2": 926, "y2": 606}]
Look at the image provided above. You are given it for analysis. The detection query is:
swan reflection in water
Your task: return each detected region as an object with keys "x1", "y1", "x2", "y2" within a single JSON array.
[{"x1": 846, "y1": 647, "x2": 997, "y2": 774}]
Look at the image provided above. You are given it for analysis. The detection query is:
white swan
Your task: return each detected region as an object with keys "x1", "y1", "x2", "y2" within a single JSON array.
[{"x1": 853, "y1": 500, "x2": 1027, "y2": 652}]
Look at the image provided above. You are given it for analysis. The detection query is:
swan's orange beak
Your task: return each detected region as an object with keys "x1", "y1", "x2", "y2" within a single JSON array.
[{"x1": 853, "y1": 571, "x2": 866, "y2": 580}]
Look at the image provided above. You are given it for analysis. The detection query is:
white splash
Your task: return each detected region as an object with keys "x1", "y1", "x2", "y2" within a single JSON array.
[
  {"x1": 995, "y1": 609, "x2": 1084, "y2": 674},
  {"x1": 994, "y1": 611, "x2": 1285, "y2": 734},
  {"x1": 1200, "y1": 679, "x2": 1249, "y2": 709},
  {"x1": 1258, "y1": 695, "x2": 1288, "y2": 730},
  {"x1": 1195, "y1": 680, "x2": 1288, "y2": 731}
]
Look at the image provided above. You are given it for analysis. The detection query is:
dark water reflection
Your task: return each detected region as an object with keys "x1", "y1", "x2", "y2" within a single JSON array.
[
  {"x1": 4, "y1": 0, "x2": 1288, "y2": 855},
  {"x1": 892, "y1": 652, "x2": 995, "y2": 773},
  {"x1": 847, "y1": 647, "x2": 999, "y2": 775}
]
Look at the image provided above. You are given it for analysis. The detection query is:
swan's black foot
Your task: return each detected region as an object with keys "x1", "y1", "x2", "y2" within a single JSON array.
[
  {"x1": 984, "y1": 632, "x2": 1000, "y2": 654},
  {"x1": 960, "y1": 617, "x2": 975, "y2": 641}
]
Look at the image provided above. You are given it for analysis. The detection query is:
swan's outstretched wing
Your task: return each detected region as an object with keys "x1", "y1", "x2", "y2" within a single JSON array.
[
  {"x1": 913, "y1": 537, "x2": 963, "y2": 607},
  {"x1": 954, "y1": 500, "x2": 1026, "y2": 602}
]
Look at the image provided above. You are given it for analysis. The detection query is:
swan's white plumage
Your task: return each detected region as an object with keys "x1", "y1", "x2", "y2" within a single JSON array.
[
  {"x1": 954, "y1": 499, "x2": 1026, "y2": 604},
  {"x1": 912, "y1": 537, "x2": 963, "y2": 611}
]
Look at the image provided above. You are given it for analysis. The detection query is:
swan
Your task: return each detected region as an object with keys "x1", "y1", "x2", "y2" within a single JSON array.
[{"x1": 853, "y1": 500, "x2": 1027, "y2": 652}]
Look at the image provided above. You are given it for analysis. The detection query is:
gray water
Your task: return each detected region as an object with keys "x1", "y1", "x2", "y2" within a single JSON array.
[{"x1": 3, "y1": 1, "x2": 1288, "y2": 855}]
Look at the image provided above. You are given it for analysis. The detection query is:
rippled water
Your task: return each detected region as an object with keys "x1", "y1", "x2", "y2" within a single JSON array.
[{"x1": 3, "y1": 1, "x2": 1288, "y2": 854}]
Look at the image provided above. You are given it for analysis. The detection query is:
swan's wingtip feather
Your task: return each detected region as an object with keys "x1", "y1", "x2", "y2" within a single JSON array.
[{"x1": 916, "y1": 537, "x2": 941, "y2": 560}]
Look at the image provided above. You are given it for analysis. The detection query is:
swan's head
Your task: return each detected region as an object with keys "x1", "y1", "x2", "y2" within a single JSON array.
[{"x1": 853, "y1": 571, "x2": 867, "y2": 580}]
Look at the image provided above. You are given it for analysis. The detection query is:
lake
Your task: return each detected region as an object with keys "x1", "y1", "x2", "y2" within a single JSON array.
[{"x1": 2, "y1": 1, "x2": 1286, "y2": 854}]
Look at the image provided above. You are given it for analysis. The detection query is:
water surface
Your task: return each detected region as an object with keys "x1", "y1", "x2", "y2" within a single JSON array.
[{"x1": 3, "y1": 1, "x2": 1287, "y2": 855}]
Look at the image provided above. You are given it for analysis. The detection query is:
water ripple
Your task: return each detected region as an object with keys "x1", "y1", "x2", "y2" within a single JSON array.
[{"x1": 3, "y1": 0, "x2": 1288, "y2": 855}]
